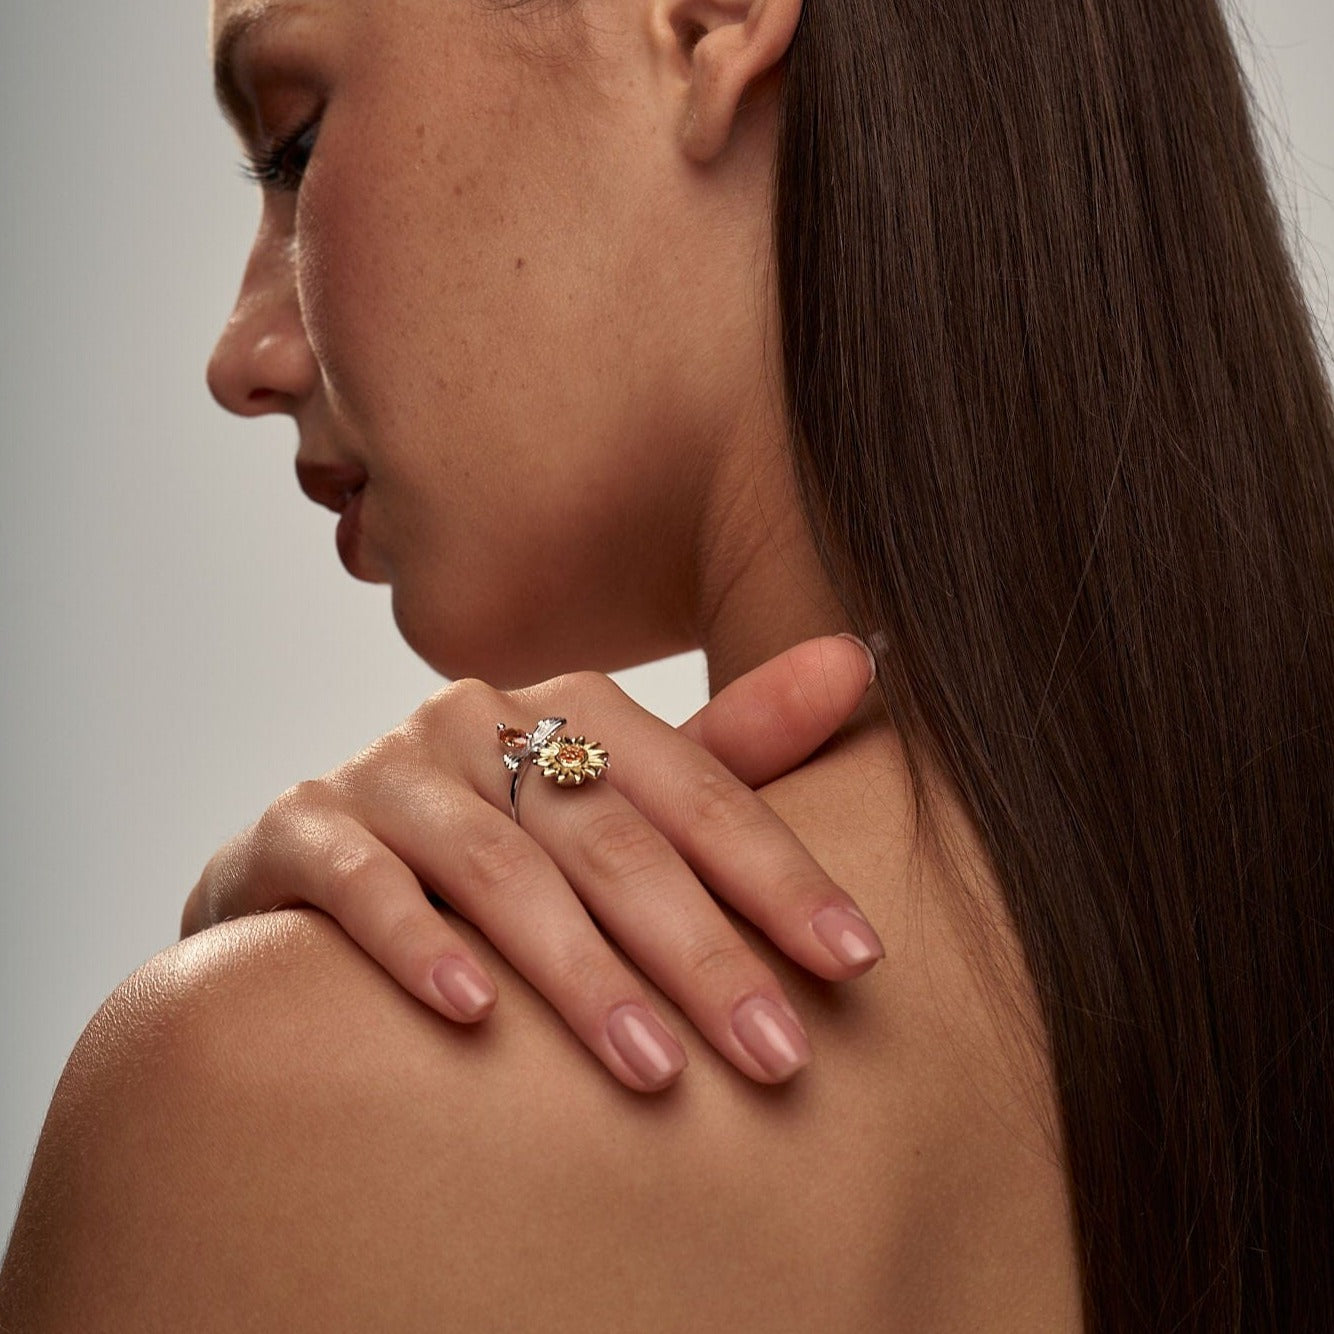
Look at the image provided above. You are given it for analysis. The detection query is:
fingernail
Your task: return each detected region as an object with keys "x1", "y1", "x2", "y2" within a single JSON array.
[
  {"x1": 811, "y1": 905, "x2": 886, "y2": 967},
  {"x1": 731, "y1": 995, "x2": 812, "y2": 1080},
  {"x1": 607, "y1": 1003, "x2": 688, "y2": 1089},
  {"x1": 432, "y1": 955, "x2": 498, "y2": 1018},
  {"x1": 835, "y1": 632, "x2": 877, "y2": 686}
]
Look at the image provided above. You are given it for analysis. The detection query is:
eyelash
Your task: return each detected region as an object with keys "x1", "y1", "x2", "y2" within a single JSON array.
[{"x1": 237, "y1": 116, "x2": 321, "y2": 193}]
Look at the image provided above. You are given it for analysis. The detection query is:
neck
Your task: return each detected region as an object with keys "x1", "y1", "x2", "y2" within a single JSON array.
[{"x1": 689, "y1": 418, "x2": 892, "y2": 743}]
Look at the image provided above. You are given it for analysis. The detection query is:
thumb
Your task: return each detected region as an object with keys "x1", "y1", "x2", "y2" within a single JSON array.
[{"x1": 677, "y1": 633, "x2": 877, "y2": 787}]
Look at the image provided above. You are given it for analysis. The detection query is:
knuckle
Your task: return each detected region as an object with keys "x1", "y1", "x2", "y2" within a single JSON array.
[
  {"x1": 379, "y1": 904, "x2": 434, "y2": 969},
  {"x1": 686, "y1": 768, "x2": 765, "y2": 837},
  {"x1": 449, "y1": 676, "x2": 509, "y2": 715},
  {"x1": 677, "y1": 932, "x2": 762, "y2": 987},
  {"x1": 532, "y1": 669, "x2": 620, "y2": 711},
  {"x1": 577, "y1": 806, "x2": 665, "y2": 880},
  {"x1": 563, "y1": 668, "x2": 609, "y2": 697},
  {"x1": 356, "y1": 727, "x2": 416, "y2": 770},
  {"x1": 322, "y1": 841, "x2": 394, "y2": 912},
  {"x1": 765, "y1": 858, "x2": 829, "y2": 909},
  {"x1": 437, "y1": 675, "x2": 491, "y2": 705},
  {"x1": 542, "y1": 937, "x2": 624, "y2": 1003},
  {"x1": 400, "y1": 703, "x2": 454, "y2": 754},
  {"x1": 414, "y1": 677, "x2": 501, "y2": 734},
  {"x1": 253, "y1": 779, "x2": 329, "y2": 845},
  {"x1": 458, "y1": 829, "x2": 533, "y2": 893},
  {"x1": 272, "y1": 777, "x2": 327, "y2": 817},
  {"x1": 331, "y1": 730, "x2": 417, "y2": 802}
]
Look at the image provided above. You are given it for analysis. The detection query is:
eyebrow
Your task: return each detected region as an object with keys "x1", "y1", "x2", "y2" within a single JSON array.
[{"x1": 212, "y1": 4, "x2": 303, "y2": 136}]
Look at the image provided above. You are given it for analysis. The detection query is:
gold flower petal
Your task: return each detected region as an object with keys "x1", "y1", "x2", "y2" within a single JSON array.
[{"x1": 535, "y1": 735, "x2": 609, "y2": 785}]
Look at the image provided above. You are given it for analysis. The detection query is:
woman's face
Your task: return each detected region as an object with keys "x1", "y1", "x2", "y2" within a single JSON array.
[{"x1": 207, "y1": 0, "x2": 785, "y2": 687}]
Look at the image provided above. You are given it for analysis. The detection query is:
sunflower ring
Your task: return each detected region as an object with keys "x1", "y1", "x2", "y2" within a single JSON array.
[{"x1": 495, "y1": 716, "x2": 611, "y2": 825}]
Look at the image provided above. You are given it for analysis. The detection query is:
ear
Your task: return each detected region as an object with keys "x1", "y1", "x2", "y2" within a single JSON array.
[{"x1": 656, "y1": 0, "x2": 803, "y2": 164}]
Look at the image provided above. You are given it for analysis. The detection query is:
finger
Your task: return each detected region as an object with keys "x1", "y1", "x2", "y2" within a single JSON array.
[
  {"x1": 374, "y1": 675, "x2": 871, "y2": 1078},
  {"x1": 197, "y1": 798, "x2": 503, "y2": 1025},
  {"x1": 518, "y1": 774, "x2": 816, "y2": 1084},
  {"x1": 358, "y1": 702, "x2": 819, "y2": 1084},
  {"x1": 308, "y1": 814, "x2": 506, "y2": 1024},
  {"x1": 356, "y1": 785, "x2": 693, "y2": 1094},
  {"x1": 513, "y1": 676, "x2": 885, "y2": 982},
  {"x1": 676, "y1": 634, "x2": 876, "y2": 786}
]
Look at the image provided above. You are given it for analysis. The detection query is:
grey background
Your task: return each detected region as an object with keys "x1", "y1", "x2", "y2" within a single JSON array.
[{"x1": 2, "y1": 0, "x2": 1330, "y2": 1250}]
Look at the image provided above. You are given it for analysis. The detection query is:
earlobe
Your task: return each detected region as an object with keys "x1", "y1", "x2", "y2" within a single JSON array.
[{"x1": 662, "y1": 0, "x2": 802, "y2": 164}]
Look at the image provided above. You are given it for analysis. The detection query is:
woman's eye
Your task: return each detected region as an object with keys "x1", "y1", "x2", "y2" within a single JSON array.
[{"x1": 237, "y1": 117, "x2": 320, "y2": 194}]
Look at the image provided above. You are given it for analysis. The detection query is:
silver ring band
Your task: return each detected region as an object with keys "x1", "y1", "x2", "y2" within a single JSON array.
[{"x1": 495, "y1": 716, "x2": 610, "y2": 825}]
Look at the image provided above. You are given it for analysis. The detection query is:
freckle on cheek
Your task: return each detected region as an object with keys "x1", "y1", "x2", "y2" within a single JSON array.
[{"x1": 515, "y1": 257, "x2": 525, "y2": 271}]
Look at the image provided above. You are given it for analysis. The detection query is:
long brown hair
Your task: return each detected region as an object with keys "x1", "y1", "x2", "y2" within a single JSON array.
[
  {"x1": 772, "y1": 0, "x2": 1333, "y2": 1328},
  {"x1": 492, "y1": 0, "x2": 1332, "y2": 1323}
]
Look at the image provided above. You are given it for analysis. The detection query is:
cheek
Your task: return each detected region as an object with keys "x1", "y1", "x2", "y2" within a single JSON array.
[
  {"x1": 298, "y1": 114, "x2": 655, "y2": 506},
  {"x1": 295, "y1": 132, "x2": 425, "y2": 427},
  {"x1": 290, "y1": 86, "x2": 701, "y2": 676}
]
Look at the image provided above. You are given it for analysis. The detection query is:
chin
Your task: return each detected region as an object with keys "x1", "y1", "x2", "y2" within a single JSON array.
[
  {"x1": 389, "y1": 585, "x2": 593, "y2": 688},
  {"x1": 390, "y1": 583, "x2": 684, "y2": 690}
]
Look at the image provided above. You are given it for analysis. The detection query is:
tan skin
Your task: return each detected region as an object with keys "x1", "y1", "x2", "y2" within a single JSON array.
[
  {"x1": 204, "y1": 0, "x2": 813, "y2": 693},
  {"x1": 0, "y1": 0, "x2": 1082, "y2": 1326}
]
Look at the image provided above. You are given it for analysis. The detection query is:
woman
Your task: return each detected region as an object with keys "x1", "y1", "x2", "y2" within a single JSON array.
[{"x1": 2, "y1": 0, "x2": 1330, "y2": 1328}]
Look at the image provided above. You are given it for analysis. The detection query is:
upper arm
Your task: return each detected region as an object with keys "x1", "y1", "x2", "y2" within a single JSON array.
[
  {"x1": 0, "y1": 908, "x2": 844, "y2": 1333},
  {"x1": 0, "y1": 911, "x2": 366, "y2": 1331}
]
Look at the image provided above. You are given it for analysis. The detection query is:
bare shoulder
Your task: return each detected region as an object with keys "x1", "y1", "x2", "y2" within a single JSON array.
[
  {"x1": 2, "y1": 743, "x2": 1082, "y2": 1331},
  {"x1": 4, "y1": 908, "x2": 931, "y2": 1331}
]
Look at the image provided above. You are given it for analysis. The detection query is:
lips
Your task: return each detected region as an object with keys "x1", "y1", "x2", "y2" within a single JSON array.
[
  {"x1": 295, "y1": 458, "x2": 369, "y2": 513},
  {"x1": 335, "y1": 483, "x2": 368, "y2": 575}
]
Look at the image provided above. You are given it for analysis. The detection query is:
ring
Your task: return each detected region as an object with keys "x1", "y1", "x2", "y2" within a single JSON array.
[{"x1": 495, "y1": 717, "x2": 610, "y2": 825}]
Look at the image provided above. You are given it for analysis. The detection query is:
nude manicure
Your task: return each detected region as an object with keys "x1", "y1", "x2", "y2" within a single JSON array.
[
  {"x1": 731, "y1": 995, "x2": 812, "y2": 1080},
  {"x1": 607, "y1": 1003, "x2": 687, "y2": 1089},
  {"x1": 432, "y1": 955, "x2": 498, "y2": 1018},
  {"x1": 811, "y1": 905, "x2": 886, "y2": 967}
]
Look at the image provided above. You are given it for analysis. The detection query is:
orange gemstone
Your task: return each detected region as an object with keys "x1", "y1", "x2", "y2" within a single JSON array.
[
  {"x1": 557, "y1": 744, "x2": 587, "y2": 766},
  {"x1": 498, "y1": 727, "x2": 528, "y2": 750}
]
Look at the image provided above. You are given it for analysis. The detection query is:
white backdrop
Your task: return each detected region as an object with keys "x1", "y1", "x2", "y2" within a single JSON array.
[{"x1": 2, "y1": 0, "x2": 1330, "y2": 1248}]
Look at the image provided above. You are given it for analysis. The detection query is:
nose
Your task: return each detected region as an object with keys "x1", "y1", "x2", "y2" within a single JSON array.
[{"x1": 207, "y1": 212, "x2": 318, "y2": 417}]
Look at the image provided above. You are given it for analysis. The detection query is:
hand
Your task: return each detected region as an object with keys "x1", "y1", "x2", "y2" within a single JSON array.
[{"x1": 181, "y1": 635, "x2": 885, "y2": 1093}]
